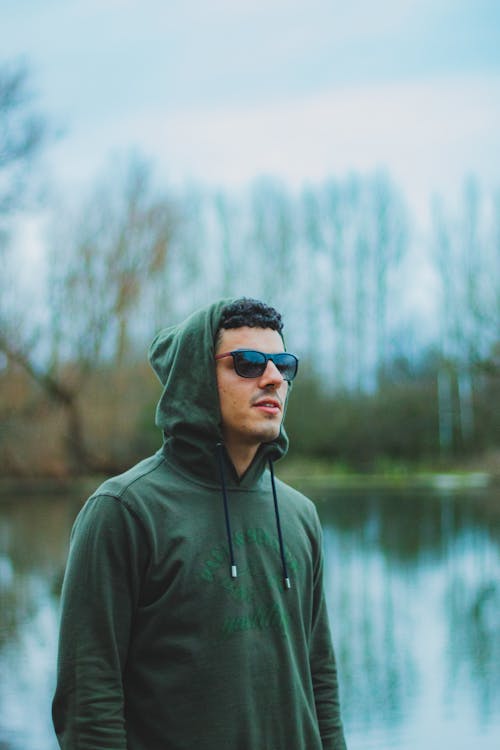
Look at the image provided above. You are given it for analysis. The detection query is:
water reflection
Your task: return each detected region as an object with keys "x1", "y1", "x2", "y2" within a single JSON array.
[
  {"x1": 0, "y1": 487, "x2": 499, "y2": 750},
  {"x1": 0, "y1": 495, "x2": 79, "y2": 750},
  {"x1": 316, "y1": 489, "x2": 500, "y2": 749}
]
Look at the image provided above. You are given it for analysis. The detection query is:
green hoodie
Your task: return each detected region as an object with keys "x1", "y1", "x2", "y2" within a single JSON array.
[{"x1": 52, "y1": 299, "x2": 347, "y2": 750}]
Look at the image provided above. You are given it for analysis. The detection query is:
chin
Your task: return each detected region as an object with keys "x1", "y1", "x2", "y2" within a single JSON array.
[{"x1": 259, "y1": 426, "x2": 281, "y2": 444}]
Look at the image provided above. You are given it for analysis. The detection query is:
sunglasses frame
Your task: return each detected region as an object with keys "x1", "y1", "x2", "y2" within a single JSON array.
[{"x1": 215, "y1": 348, "x2": 299, "y2": 382}]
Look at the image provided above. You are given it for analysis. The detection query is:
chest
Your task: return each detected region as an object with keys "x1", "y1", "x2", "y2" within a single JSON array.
[{"x1": 137, "y1": 494, "x2": 315, "y2": 645}]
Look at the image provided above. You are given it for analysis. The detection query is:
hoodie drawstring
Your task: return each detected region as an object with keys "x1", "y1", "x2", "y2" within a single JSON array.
[
  {"x1": 268, "y1": 459, "x2": 292, "y2": 590},
  {"x1": 216, "y1": 443, "x2": 238, "y2": 579},
  {"x1": 215, "y1": 443, "x2": 291, "y2": 590}
]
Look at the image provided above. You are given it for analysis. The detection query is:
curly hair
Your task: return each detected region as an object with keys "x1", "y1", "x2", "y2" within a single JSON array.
[{"x1": 218, "y1": 298, "x2": 284, "y2": 340}]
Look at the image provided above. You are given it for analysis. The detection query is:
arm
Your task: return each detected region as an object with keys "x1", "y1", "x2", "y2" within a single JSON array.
[
  {"x1": 52, "y1": 494, "x2": 147, "y2": 750},
  {"x1": 309, "y1": 516, "x2": 348, "y2": 750}
]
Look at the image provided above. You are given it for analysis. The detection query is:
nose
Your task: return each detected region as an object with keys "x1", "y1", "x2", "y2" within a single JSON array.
[{"x1": 258, "y1": 359, "x2": 285, "y2": 388}]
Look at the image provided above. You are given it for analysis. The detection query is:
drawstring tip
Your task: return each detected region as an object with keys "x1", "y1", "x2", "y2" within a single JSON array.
[
  {"x1": 284, "y1": 577, "x2": 291, "y2": 590},
  {"x1": 231, "y1": 565, "x2": 238, "y2": 578}
]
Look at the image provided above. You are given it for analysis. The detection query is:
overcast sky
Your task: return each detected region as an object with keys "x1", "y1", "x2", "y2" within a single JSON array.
[{"x1": 3, "y1": 0, "x2": 500, "y2": 221}]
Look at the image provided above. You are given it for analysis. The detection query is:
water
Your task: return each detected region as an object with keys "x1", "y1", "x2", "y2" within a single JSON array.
[
  {"x1": 0, "y1": 485, "x2": 499, "y2": 749},
  {"x1": 317, "y1": 487, "x2": 500, "y2": 750}
]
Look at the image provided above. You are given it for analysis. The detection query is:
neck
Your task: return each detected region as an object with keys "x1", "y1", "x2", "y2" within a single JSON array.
[{"x1": 224, "y1": 442, "x2": 259, "y2": 478}]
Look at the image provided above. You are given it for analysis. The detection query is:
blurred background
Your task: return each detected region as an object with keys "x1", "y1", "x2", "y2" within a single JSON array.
[{"x1": 0, "y1": 1, "x2": 499, "y2": 749}]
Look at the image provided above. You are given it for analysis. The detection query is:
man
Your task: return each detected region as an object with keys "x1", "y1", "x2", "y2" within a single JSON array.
[{"x1": 52, "y1": 297, "x2": 347, "y2": 749}]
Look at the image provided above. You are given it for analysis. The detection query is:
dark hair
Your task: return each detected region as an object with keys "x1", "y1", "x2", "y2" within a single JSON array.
[{"x1": 217, "y1": 298, "x2": 283, "y2": 343}]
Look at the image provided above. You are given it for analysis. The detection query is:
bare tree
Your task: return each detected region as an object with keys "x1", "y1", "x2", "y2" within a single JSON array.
[
  {"x1": 214, "y1": 190, "x2": 237, "y2": 297},
  {"x1": 0, "y1": 60, "x2": 53, "y2": 466},
  {"x1": 0, "y1": 59, "x2": 48, "y2": 221},
  {"x1": 431, "y1": 195, "x2": 456, "y2": 456},
  {"x1": 324, "y1": 179, "x2": 349, "y2": 388},
  {"x1": 1, "y1": 154, "x2": 175, "y2": 474},
  {"x1": 0, "y1": 59, "x2": 50, "y2": 326},
  {"x1": 47, "y1": 154, "x2": 173, "y2": 370},
  {"x1": 247, "y1": 177, "x2": 296, "y2": 310},
  {"x1": 431, "y1": 179, "x2": 500, "y2": 452},
  {"x1": 369, "y1": 173, "x2": 408, "y2": 387},
  {"x1": 321, "y1": 175, "x2": 409, "y2": 391},
  {"x1": 299, "y1": 185, "x2": 327, "y2": 364},
  {"x1": 161, "y1": 185, "x2": 209, "y2": 320}
]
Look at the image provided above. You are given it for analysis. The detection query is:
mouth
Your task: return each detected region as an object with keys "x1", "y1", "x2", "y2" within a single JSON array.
[{"x1": 253, "y1": 398, "x2": 282, "y2": 415}]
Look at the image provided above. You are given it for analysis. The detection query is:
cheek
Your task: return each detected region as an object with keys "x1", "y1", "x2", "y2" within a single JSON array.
[{"x1": 217, "y1": 379, "x2": 246, "y2": 416}]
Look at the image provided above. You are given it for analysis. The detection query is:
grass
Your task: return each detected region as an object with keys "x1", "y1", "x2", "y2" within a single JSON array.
[{"x1": 276, "y1": 452, "x2": 500, "y2": 491}]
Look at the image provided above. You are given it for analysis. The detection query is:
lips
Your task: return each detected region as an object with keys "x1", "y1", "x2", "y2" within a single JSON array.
[{"x1": 253, "y1": 397, "x2": 282, "y2": 412}]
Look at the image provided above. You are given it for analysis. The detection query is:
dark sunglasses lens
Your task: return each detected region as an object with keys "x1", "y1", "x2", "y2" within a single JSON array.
[
  {"x1": 232, "y1": 351, "x2": 298, "y2": 380},
  {"x1": 272, "y1": 353, "x2": 298, "y2": 381},
  {"x1": 233, "y1": 351, "x2": 266, "y2": 378}
]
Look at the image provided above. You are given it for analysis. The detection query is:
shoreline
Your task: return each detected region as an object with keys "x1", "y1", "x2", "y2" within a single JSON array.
[
  {"x1": 0, "y1": 467, "x2": 498, "y2": 499},
  {"x1": 278, "y1": 469, "x2": 497, "y2": 493}
]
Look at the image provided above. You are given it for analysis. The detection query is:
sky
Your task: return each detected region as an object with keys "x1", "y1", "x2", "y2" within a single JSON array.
[{"x1": 2, "y1": 0, "x2": 500, "y2": 225}]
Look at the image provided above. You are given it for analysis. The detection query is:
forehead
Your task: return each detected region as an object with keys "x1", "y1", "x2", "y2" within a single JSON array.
[{"x1": 216, "y1": 326, "x2": 284, "y2": 353}]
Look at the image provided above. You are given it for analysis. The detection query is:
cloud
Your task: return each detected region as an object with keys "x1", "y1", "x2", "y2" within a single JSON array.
[{"x1": 72, "y1": 72, "x2": 497, "y2": 220}]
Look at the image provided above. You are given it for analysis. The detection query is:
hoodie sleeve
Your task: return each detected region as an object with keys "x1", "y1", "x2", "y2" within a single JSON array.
[
  {"x1": 309, "y1": 513, "x2": 348, "y2": 750},
  {"x1": 52, "y1": 494, "x2": 148, "y2": 750}
]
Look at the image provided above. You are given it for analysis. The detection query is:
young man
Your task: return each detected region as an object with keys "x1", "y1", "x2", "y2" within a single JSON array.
[{"x1": 52, "y1": 297, "x2": 347, "y2": 750}]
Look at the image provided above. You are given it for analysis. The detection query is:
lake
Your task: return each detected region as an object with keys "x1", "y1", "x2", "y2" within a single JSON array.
[{"x1": 0, "y1": 483, "x2": 499, "y2": 749}]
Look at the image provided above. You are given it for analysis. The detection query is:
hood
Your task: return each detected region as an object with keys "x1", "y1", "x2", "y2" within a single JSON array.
[{"x1": 148, "y1": 298, "x2": 289, "y2": 485}]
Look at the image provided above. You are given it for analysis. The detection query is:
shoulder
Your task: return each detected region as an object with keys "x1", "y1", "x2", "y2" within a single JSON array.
[
  {"x1": 271, "y1": 477, "x2": 327, "y2": 572},
  {"x1": 273, "y1": 475, "x2": 316, "y2": 507},
  {"x1": 273, "y1": 476, "x2": 322, "y2": 529},
  {"x1": 93, "y1": 452, "x2": 166, "y2": 500},
  {"x1": 77, "y1": 452, "x2": 182, "y2": 531}
]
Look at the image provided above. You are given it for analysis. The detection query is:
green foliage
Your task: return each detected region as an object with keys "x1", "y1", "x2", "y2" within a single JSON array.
[
  {"x1": 285, "y1": 358, "x2": 499, "y2": 470},
  {"x1": 133, "y1": 396, "x2": 163, "y2": 458}
]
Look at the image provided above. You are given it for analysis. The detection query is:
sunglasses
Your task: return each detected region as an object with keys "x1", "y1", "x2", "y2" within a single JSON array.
[{"x1": 215, "y1": 349, "x2": 299, "y2": 381}]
